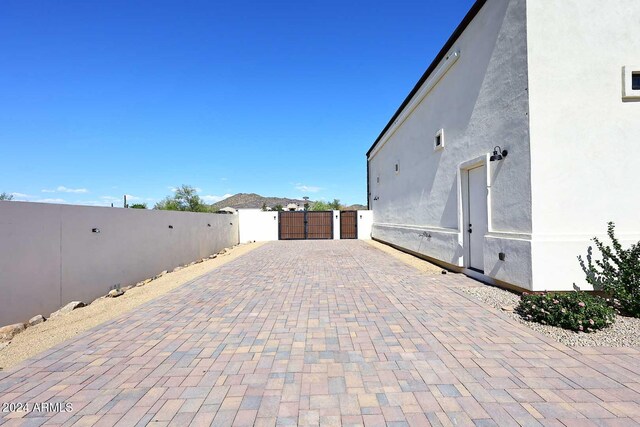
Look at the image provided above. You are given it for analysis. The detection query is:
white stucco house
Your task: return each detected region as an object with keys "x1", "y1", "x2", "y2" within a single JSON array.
[
  {"x1": 367, "y1": 0, "x2": 640, "y2": 292},
  {"x1": 286, "y1": 203, "x2": 304, "y2": 211}
]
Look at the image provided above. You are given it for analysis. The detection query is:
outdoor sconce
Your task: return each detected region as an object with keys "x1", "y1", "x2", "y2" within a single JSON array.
[
  {"x1": 490, "y1": 146, "x2": 508, "y2": 161},
  {"x1": 335, "y1": 214, "x2": 338, "y2": 219},
  {"x1": 373, "y1": 196, "x2": 379, "y2": 201},
  {"x1": 168, "y1": 225, "x2": 174, "y2": 229},
  {"x1": 207, "y1": 223, "x2": 211, "y2": 227},
  {"x1": 92, "y1": 228, "x2": 100, "y2": 233}
]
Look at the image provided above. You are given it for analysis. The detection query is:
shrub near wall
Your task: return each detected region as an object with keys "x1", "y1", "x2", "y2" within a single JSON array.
[
  {"x1": 578, "y1": 222, "x2": 640, "y2": 318},
  {"x1": 516, "y1": 292, "x2": 615, "y2": 332}
]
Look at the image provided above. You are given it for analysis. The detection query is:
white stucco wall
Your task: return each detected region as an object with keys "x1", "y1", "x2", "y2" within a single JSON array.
[
  {"x1": 0, "y1": 201, "x2": 239, "y2": 326},
  {"x1": 357, "y1": 211, "x2": 373, "y2": 240},
  {"x1": 368, "y1": 0, "x2": 533, "y2": 288},
  {"x1": 238, "y1": 209, "x2": 279, "y2": 243},
  {"x1": 526, "y1": 0, "x2": 640, "y2": 290}
]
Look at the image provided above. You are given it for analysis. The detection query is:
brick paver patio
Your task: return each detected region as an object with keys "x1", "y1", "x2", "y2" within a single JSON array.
[{"x1": 1, "y1": 240, "x2": 639, "y2": 426}]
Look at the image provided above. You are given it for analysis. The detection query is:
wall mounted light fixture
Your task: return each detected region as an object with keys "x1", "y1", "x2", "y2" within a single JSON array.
[
  {"x1": 168, "y1": 225, "x2": 174, "y2": 229},
  {"x1": 92, "y1": 228, "x2": 100, "y2": 233},
  {"x1": 490, "y1": 146, "x2": 508, "y2": 161}
]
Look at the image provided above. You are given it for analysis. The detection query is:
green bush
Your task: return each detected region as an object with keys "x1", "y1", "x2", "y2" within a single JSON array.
[
  {"x1": 516, "y1": 292, "x2": 615, "y2": 332},
  {"x1": 154, "y1": 185, "x2": 210, "y2": 212},
  {"x1": 578, "y1": 222, "x2": 640, "y2": 317}
]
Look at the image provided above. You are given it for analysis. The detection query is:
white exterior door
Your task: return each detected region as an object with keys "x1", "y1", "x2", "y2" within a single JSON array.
[{"x1": 467, "y1": 165, "x2": 487, "y2": 272}]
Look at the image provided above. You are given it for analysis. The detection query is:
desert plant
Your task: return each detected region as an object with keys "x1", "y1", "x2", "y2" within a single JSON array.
[
  {"x1": 0, "y1": 192, "x2": 14, "y2": 200},
  {"x1": 272, "y1": 204, "x2": 284, "y2": 212},
  {"x1": 516, "y1": 291, "x2": 615, "y2": 332},
  {"x1": 129, "y1": 203, "x2": 147, "y2": 209},
  {"x1": 578, "y1": 222, "x2": 640, "y2": 317}
]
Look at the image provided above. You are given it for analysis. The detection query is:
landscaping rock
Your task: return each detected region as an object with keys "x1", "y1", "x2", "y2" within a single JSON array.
[
  {"x1": 155, "y1": 270, "x2": 168, "y2": 279},
  {"x1": 137, "y1": 278, "x2": 152, "y2": 287},
  {"x1": 173, "y1": 266, "x2": 184, "y2": 272},
  {"x1": 50, "y1": 301, "x2": 85, "y2": 318},
  {"x1": 208, "y1": 254, "x2": 217, "y2": 259},
  {"x1": 501, "y1": 305, "x2": 515, "y2": 312},
  {"x1": 0, "y1": 341, "x2": 9, "y2": 351},
  {"x1": 461, "y1": 285, "x2": 640, "y2": 347},
  {"x1": 27, "y1": 315, "x2": 46, "y2": 327},
  {"x1": 108, "y1": 289, "x2": 124, "y2": 298},
  {"x1": 0, "y1": 323, "x2": 26, "y2": 341}
]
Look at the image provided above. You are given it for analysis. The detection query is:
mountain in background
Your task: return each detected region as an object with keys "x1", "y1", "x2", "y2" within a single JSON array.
[
  {"x1": 210, "y1": 193, "x2": 311, "y2": 210},
  {"x1": 210, "y1": 193, "x2": 367, "y2": 211}
]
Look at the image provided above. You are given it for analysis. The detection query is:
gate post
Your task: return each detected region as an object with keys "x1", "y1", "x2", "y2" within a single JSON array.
[{"x1": 333, "y1": 210, "x2": 340, "y2": 240}]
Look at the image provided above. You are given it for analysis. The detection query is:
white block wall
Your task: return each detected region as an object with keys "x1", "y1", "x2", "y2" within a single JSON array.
[
  {"x1": 0, "y1": 201, "x2": 239, "y2": 326},
  {"x1": 238, "y1": 209, "x2": 279, "y2": 243}
]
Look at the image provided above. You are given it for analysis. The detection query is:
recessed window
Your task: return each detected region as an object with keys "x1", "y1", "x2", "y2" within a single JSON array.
[
  {"x1": 622, "y1": 66, "x2": 640, "y2": 100},
  {"x1": 376, "y1": 176, "x2": 380, "y2": 183},
  {"x1": 395, "y1": 163, "x2": 399, "y2": 174},
  {"x1": 633, "y1": 72, "x2": 640, "y2": 90},
  {"x1": 434, "y1": 128, "x2": 445, "y2": 151}
]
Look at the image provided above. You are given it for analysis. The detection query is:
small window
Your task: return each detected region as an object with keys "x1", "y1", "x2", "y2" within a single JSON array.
[
  {"x1": 395, "y1": 164, "x2": 399, "y2": 173},
  {"x1": 434, "y1": 129, "x2": 445, "y2": 151},
  {"x1": 633, "y1": 72, "x2": 640, "y2": 90},
  {"x1": 376, "y1": 176, "x2": 380, "y2": 183}
]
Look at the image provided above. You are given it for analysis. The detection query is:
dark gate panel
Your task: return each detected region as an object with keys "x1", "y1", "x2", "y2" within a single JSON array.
[
  {"x1": 306, "y1": 211, "x2": 333, "y2": 240},
  {"x1": 278, "y1": 211, "x2": 333, "y2": 240},
  {"x1": 279, "y1": 211, "x2": 306, "y2": 240},
  {"x1": 340, "y1": 211, "x2": 358, "y2": 239}
]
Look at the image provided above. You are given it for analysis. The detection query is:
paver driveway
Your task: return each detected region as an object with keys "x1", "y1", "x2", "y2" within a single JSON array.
[{"x1": 1, "y1": 240, "x2": 640, "y2": 427}]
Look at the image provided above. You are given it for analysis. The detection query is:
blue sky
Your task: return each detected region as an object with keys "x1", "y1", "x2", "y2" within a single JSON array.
[{"x1": 1, "y1": 0, "x2": 475, "y2": 207}]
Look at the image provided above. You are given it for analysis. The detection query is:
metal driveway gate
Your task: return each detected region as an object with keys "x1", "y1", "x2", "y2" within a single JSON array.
[
  {"x1": 279, "y1": 211, "x2": 333, "y2": 240},
  {"x1": 340, "y1": 211, "x2": 358, "y2": 239}
]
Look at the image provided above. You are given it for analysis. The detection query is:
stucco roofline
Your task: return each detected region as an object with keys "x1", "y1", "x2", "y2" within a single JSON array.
[{"x1": 366, "y1": 0, "x2": 488, "y2": 158}]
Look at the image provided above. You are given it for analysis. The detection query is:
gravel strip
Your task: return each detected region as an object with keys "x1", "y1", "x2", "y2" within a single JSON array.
[{"x1": 461, "y1": 285, "x2": 640, "y2": 347}]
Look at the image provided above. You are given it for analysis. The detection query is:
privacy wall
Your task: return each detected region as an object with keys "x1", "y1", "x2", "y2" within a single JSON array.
[{"x1": 0, "y1": 201, "x2": 239, "y2": 326}]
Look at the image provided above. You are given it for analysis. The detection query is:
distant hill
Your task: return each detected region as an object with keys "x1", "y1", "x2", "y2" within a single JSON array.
[
  {"x1": 344, "y1": 204, "x2": 367, "y2": 211},
  {"x1": 210, "y1": 193, "x2": 311, "y2": 210},
  {"x1": 211, "y1": 193, "x2": 367, "y2": 211}
]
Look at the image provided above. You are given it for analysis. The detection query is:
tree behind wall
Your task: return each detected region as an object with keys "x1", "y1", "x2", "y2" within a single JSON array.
[
  {"x1": 328, "y1": 199, "x2": 342, "y2": 210},
  {"x1": 310, "y1": 201, "x2": 331, "y2": 211},
  {"x1": 154, "y1": 185, "x2": 210, "y2": 212},
  {"x1": 0, "y1": 192, "x2": 13, "y2": 200}
]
